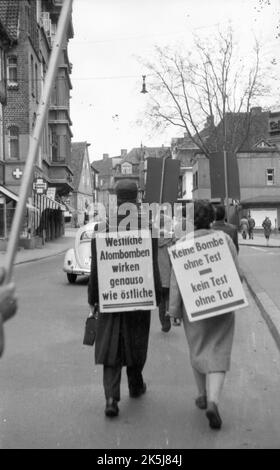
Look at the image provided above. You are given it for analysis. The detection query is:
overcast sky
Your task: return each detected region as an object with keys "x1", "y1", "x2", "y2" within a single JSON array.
[{"x1": 68, "y1": 0, "x2": 280, "y2": 162}]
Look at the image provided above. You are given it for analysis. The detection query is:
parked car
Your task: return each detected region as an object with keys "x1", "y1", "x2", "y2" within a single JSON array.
[{"x1": 63, "y1": 220, "x2": 106, "y2": 283}]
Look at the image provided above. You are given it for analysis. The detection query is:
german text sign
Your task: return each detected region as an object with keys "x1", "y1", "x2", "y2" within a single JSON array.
[
  {"x1": 168, "y1": 231, "x2": 248, "y2": 322},
  {"x1": 96, "y1": 230, "x2": 156, "y2": 313}
]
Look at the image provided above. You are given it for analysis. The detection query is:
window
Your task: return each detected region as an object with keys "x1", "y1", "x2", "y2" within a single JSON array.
[
  {"x1": 266, "y1": 168, "x2": 275, "y2": 186},
  {"x1": 7, "y1": 56, "x2": 18, "y2": 86},
  {"x1": 121, "y1": 163, "x2": 132, "y2": 175},
  {"x1": 0, "y1": 198, "x2": 5, "y2": 238},
  {"x1": 193, "y1": 171, "x2": 198, "y2": 189},
  {"x1": 35, "y1": 63, "x2": 39, "y2": 102},
  {"x1": 8, "y1": 126, "x2": 20, "y2": 159},
  {"x1": 31, "y1": 55, "x2": 34, "y2": 96},
  {"x1": 49, "y1": 126, "x2": 58, "y2": 161}
]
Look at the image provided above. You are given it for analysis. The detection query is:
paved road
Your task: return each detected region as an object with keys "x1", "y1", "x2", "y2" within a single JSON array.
[{"x1": 0, "y1": 254, "x2": 280, "y2": 449}]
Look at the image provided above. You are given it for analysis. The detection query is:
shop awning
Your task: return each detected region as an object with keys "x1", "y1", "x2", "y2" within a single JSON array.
[
  {"x1": 0, "y1": 186, "x2": 66, "y2": 212},
  {"x1": 0, "y1": 185, "x2": 37, "y2": 211},
  {"x1": 240, "y1": 196, "x2": 280, "y2": 206},
  {"x1": 40, "y1": 194, "x2": 66, "y2": 211}
]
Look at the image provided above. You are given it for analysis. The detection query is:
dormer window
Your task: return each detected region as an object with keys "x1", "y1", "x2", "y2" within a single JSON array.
[{"x1": 121, "y1": 163, "x2": 132, "y2": 175}]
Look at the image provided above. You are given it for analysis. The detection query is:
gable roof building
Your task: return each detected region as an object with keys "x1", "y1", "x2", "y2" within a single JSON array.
[{"x1": 69, "y1": 142, "x2": 94, "y2": 227}]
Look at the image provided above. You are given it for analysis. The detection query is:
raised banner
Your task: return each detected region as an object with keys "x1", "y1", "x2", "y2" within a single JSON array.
[
  {"x1": 168, "y1": 231, "x2": 248, "y2": 322},
  {"x1": 96, "y1": 230, "x2": 156, "y2": 313}
]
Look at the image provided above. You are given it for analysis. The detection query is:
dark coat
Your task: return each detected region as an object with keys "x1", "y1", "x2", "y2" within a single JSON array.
[
  {"x1": 88, "y1": 216, "x2": 162, "y2": 367},
  {"x1": 212, "y1": 220, "x2": 239, "y2": 253}
]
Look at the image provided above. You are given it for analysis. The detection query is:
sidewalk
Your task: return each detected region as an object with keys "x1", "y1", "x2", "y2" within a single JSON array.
[
  {"x1": 0, "y1": 228, "x2": 78, "y2": 266},
  {"x1": 238, "y1": 231, "x2": 280, "y2": 248}
]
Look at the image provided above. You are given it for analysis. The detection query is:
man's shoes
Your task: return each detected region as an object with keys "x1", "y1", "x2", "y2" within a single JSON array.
[
  {"x1": 105, "y1": 398, "x2": 119, "y2": 418},
  {"x1": 195, "y1": 395, "x2": 207, "y2": 410},
  {"x1": 129, "y1": 382, "x2": 147, "y2": 398},
  {"x1": 206, "y1": 401, "x2": 222, "y2": 430},
  {"x1": 173, "y1": 318, "x2": 181, "y2": 326},
  {"x1": 161, "y1": 316, "x2": 171, "y2": 332}
]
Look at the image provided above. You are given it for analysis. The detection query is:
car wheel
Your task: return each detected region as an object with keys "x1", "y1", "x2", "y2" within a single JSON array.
[{"x1": 67, "y1": 273, "x2": 77, "y2": 284}]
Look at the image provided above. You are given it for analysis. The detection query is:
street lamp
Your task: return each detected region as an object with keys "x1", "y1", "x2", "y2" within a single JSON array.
[{"x1": 140, "y1": 75, "x2": 148, "y2": 94}]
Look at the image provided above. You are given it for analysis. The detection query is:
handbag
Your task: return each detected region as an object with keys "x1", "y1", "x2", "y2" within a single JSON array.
[{"x1": 83, "y1": 305, "x2": 98, "y2": 346}]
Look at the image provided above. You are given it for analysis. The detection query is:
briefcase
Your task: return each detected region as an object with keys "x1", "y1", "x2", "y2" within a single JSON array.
[{"x1": 83, "y1": 309, "x2": 98, "y2": 346}]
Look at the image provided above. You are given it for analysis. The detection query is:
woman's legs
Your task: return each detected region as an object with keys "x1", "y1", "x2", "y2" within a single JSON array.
[
  {"x1": 207, "y1": 372, "x2": 226, "y2": 404},
  {"x1": 205, "y1": 372, "x2": 225, "y2": 430},
  {"x1": 192, "y1": 367, "x2": 207, "y2": 396}
]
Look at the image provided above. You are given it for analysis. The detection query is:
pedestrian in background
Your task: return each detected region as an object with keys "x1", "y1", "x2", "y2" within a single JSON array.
[
  {"x1": 262, "y1": 216, "x2": 272, "y2": 246},
  {"x1": 248, "y1": 214, "x2": 256, "y2": 240},
  {"x1": 240, "y1": 216, "x2": 249, "y2": 240},
  {"x1": 0, "y1": 268, "x2": 18, "y2": 358},
  {"x1": 157, "y1": 212, "x2": 174, "y2": 332},
  {"x1": 88, "y1": 180, "x2": 162, "y2": 418},
  {"x1": 169, "y1": 200, "x2": 242, "y2": 431},
  {"x1": 212, "y1": 204, "x2": 239, "y2": 253}
]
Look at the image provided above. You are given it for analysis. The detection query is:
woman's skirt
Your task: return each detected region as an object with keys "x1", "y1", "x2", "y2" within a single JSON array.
[{"x1": 183, "y1": 310, "x2": 235, "y2": 373}]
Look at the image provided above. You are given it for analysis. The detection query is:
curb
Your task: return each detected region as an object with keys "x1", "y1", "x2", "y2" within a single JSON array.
[
  {"x1": 241, "y1": 261, "x2": 280, "y2": 352},
  {"x1": 239, "y1": 243, "x2": 280, "y2": 249},
  {"x1": 14, "y1": 248, "x2": 69, "y2": 266}
]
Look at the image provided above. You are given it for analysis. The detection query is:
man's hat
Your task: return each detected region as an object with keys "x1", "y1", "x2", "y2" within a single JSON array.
[{"x1": 115, "y1": 179, "x2": 138, "y2": 204}]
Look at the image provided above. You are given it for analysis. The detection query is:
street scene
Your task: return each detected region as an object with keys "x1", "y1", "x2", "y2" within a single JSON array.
[
  {"x1": 0, "y1": 231, "x2": 280, "y2": 449},
  {"x1": 0, "y1": 0, "x2": 280, "y2": 452}
]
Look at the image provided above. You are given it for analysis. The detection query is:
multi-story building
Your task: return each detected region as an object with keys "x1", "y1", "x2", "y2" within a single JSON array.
[
  {"x1": 192, "y1": 108, "x2": 280, "y2": 227},
  {"x1": 0, "y1": 0, "x2": 74, "y2": 249},
  {"x1": 0, "y1": 7, "x2": 14, "y2": 242}
]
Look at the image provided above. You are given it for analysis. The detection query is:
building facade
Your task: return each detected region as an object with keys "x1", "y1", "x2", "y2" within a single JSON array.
[
  {"x1": 0, "y1": 0, "x2": 74, "y2": 249},
  {"x1": 191, "y1": 109, "x2": 280, "y2": 228}
]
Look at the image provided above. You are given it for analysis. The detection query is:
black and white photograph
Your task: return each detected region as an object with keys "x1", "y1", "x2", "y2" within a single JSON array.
[{"x1": 0, "y1": 0, "x2": 280, "y2": 452}]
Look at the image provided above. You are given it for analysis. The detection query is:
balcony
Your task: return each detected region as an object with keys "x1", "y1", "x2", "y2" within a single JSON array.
[{"x1": 48, "y1": 162, "x2": 74, "y2": 196}]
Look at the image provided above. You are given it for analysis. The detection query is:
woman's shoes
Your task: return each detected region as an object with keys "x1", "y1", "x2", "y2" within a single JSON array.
[
  {"x1": 173, "y1": 318, "x2": 181, "y2": 326},
  {"x1": 195, "y1": 395, "x2": 207, "y2": 410},
  {"x1": 206, "y1": 401, "x2": 222, "y2": 430}
]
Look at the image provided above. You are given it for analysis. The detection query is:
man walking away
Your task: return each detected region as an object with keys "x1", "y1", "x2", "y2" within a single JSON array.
[
  {"x1": 248, "y1": 215, "x2": 256, "y2": 240},
  {"x1": 88, "y1": 180, "x2": 162, "y2": 418}
]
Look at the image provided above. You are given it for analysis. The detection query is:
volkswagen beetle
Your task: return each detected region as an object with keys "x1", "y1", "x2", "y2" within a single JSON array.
[{"x1": 63, "y1": 220, "x2": 106, "y2": 283}]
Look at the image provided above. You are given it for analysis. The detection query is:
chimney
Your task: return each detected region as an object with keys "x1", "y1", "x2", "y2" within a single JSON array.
[
  {"x1": 103, "y1": 153, "x2": 109, "y2": 160},
  {"x1": 205, "y1": 116, "x2": 214, "y2": 128},
  {"x1": 121, "y1": 149, "x2": 127, "y2": 158}
]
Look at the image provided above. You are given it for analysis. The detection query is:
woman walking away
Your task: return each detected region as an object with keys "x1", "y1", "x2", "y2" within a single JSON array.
[
  {"x1": 262, "y1": 217, "x2": 272, "y2": 246},
  {"x1": 169, "y1": 200, "x2": 243, "y2": 431}
]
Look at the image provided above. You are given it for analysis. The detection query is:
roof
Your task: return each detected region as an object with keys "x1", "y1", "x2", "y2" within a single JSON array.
[
  {"x1": 240, "y1": 195, "x2": 280, "y2": 205},
  {"x1": 91, "y1": 158, "x2": 113, "y2": 176},
  {"x1": 123, "y1": 147, "x2": 171, "y2": 164},
  {"x1": 70, "y1": 142, "x2": 89, "y2": 190},
  {"x1": 0, "y1": 0, "x2": 19, "y2": 42}
]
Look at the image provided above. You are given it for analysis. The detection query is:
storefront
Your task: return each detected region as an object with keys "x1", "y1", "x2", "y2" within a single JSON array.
[{"x1": 0, "y1": 185, "x2": 66, "y2": 250}]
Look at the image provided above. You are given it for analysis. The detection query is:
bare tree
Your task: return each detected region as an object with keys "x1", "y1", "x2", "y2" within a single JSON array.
[{"x1": 139, "y1": 28, "x2": 271, "y2": 158}]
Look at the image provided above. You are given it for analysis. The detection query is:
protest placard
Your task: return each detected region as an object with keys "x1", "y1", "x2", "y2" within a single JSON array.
[
  {"x1": 168, "y1": 231, "x2": 248, "y2": 322},
  {"x1": 96, "y1": 230, "x2": 156, "y2": 313}
]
